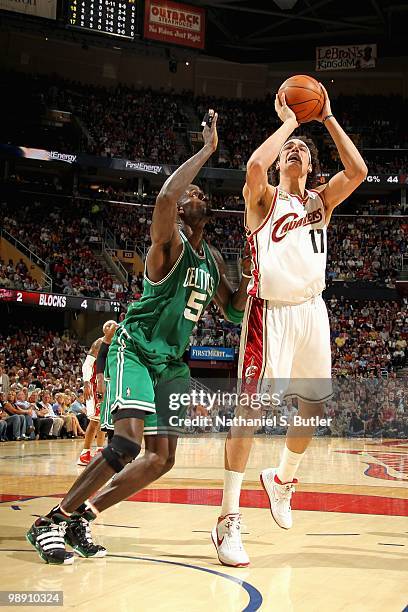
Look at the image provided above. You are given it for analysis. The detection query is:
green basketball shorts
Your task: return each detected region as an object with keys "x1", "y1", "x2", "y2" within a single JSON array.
[
  {"x1": 151, "y1": 361, "x2": 190, "y2": 436},
  {"x1": 100, "y1": 334, "x2": 190, "y2": 437},
  {"x1": 100, "y1": 327, "x2": 155, "y2": 431}
]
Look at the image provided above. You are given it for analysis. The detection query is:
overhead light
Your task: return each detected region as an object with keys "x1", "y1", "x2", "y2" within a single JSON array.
[{"x1": 273, "y1": 0, "x2": 298, "y2": 8}]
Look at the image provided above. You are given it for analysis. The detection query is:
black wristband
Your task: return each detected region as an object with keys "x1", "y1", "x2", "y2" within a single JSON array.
[
  {"x1": 323, "y1": 114, "x2": 334, "y2": 124},
  {"x1": 95, "y1": 342, "x2": 109, "y2": 374}
]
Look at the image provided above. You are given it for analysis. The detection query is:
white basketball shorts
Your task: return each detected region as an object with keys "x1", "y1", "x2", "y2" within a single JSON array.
[{"x1": 238, "y1": 294, "x2": 332, "y2": 404}]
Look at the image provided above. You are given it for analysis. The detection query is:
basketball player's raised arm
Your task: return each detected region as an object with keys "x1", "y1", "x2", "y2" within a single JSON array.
[
  {"x1": 150, "y1": 111, "x2": 218, "y2": 246},
  {"x1": 147, "y1": 111, "x2": 218, "y2": 282},
  {"x1": 210, "y1": 244, "x2": 250, "y2": 321},
  {"x1": 315, "y1": 84, "x2": 367, "y2": 217},
  {"x1": 244, "y1": 94, "x2": 298, "y2": 208}
]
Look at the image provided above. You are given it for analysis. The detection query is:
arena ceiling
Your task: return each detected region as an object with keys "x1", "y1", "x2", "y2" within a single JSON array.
[{"x1": 189, "y1": 0, "x2": 408, "y2": 62}]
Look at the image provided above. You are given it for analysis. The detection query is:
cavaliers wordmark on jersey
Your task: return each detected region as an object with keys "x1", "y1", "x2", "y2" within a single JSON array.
[{"x1": 247, "y1": 188, "x2": 327, "y2": 305}]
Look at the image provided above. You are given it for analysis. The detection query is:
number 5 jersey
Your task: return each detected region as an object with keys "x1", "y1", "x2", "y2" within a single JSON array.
[{"x1": 121, "y1": 230, "x2": 220, "y2": 373}]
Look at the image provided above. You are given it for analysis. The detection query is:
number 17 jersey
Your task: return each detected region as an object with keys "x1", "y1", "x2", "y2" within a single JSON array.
[
  {"x1": 247, "y1": 188, "x2": 327, "y2": 305},
  {"x1": 122, "y1": 230, "x2": 220, "y2": 371}
]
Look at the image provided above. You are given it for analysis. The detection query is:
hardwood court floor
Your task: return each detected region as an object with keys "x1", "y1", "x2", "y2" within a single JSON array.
[{"x1": 0, "y1": 436, "x2": 407, "y2": 612}]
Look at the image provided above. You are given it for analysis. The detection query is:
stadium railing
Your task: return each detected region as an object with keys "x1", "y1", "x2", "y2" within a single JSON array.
[{"x1": 1, "y1": 228, "x2": 53, "y2": 291}]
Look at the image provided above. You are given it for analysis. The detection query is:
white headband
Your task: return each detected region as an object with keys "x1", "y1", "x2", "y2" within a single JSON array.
[{"x1": 279, "y1": 139, "x2": 311, "y2": 163}]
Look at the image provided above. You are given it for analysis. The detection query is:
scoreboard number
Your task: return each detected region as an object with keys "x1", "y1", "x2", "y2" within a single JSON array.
[
  {"x1": 66, "y1": 0, "x2": 137, "y2": 39},
  {"x1": 0, "y1": 289, "x2": 121, "y2": 313}
]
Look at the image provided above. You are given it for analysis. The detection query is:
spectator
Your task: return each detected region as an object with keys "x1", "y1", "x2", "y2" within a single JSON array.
[
  {"x1": 27, "y1": 389, "x2": 53, "y2": 440},
  {"x1": 68, "y1": 391, "x2": 88, "y2": 432},
  {"x1": 38, "y1": 390, "x2": 64, "y2": 438},
  {"x1": 0, "y1": 393, "x2": 9, "y2": 441},
  {"x1": 2, "y1": 390, "x2": 27, "y2": 440},
  {"x1": 0, "y1": 363, "x2": 10, "y2": 396},
  {"x1": 53, "y1": 393, "x2": 85, "y2": 438}
]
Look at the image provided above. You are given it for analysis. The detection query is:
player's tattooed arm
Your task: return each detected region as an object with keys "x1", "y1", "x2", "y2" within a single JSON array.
[
  {"x1": 147, "y1": 109, "x2": 218, "y2": 282},
  {"x1": 245, "y1": 93, "x2": 298, "y2": 211},
  {"x1": 210, "y1": 246, "x2": 249, "y2": 319},
  {"x1": 315, "y1": 84, "x2": 367, "y2": 220},
  {"x1": 88, "y1": 337, "x2": 103, "y2": 359}
]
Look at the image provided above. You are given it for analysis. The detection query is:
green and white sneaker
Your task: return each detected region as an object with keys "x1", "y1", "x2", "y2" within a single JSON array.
[
  {"x1": 64, "y1": 516, "x2": 106, "y2": 558},
  {"x1": 27, "y1": 519, "x2": 74, "y2": 565}
]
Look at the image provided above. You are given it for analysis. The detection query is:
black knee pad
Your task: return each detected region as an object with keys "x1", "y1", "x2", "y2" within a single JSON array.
[{"x1": 101, "y1": 435, "x2": 141, "y2": 473}]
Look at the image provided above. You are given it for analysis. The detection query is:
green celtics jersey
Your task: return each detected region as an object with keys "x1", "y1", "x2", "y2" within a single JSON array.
[{"x1": 122, "y1": 230, "x2": 220, "y2": 370}]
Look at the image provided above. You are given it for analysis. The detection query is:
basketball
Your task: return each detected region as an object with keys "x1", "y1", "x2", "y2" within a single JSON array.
[{"x1": 278, "y1": 75, "x2": 324, "y2": 123}]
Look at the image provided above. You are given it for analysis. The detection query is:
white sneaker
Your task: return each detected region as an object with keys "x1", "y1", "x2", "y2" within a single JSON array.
[
  {"x1": 211, "y1": 513, "x2": 249, "y2": 567},
  {"x1": 260, "y1": 468, "x2": 297, "y2": 530}
]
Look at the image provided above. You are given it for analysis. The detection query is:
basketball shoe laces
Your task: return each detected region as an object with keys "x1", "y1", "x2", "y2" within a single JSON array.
[
  {"x1": 39, "y1": 521, "x2": 68, "y2": 551},
  {"x1": 75, "y1": 517, "x2": 95, "y2": 547},
  {"x1": 275, "y1": 481, "x2": 296, "y2": 511},
  {"x1": 225, "y1": 515, "x2": 244, "y2": 550}
]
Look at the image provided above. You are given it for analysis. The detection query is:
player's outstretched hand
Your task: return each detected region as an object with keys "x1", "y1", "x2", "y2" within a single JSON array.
[
  {"x1": 316, "y1": 83, "x2": 332, "y2": 122},
  {"x1": 275, "y1": 92, "x2": 298, "y2": 125},
  {"x1": 203, "y1": 109, "x2": 218, "y2": 152}
]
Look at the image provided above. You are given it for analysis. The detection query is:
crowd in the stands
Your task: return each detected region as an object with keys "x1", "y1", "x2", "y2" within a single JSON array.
[
  {"x1": 98, "y1": 203, "x2": 406, "y2": 282},
  {"x1": 1, "y1": 193, "x2": 406, "y2": 296},
  {"x1": 0, "y1": 326, "x2": 88, "y2": 442},
  {"x1": 0, "y1": 257, "x2": 44, "y2": 291},
  {"x1": 204, "y1": 376, "x2": 407, "y2": 439},
  {"x1": 188, "y1": 299, "x2": 407, "y2": 438},
  {"x1": 1, "y1": 199, "x2": 118, "y2": 298},
  {"x1": 328, "y1": 297, "x2": 407, "y2": 376},
  {"x1": 190, "y1": 298, "x2": 407, "y2": 376},
  {"x1": 0, "y1": 292, "x2": 406, "y2": 443},
  {"x1": 327, "y1": 217, "x2": 406, "y2": 284},
  {"x1": 3, "y1": 71, "x2": 408, "y2": 169}
]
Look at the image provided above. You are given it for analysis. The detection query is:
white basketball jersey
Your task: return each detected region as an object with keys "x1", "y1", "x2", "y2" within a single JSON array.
[{"x1": 247, "y1": 188, "x2": 327, "y2": 304}]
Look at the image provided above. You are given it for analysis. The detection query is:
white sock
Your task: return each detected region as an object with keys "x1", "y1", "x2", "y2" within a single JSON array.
[
  {"x1": 221, "y1": 470, "x2": 244, "y2": 516},
  {"x1": 277, "y1": 446, "x2": 305, "y2": 483}
]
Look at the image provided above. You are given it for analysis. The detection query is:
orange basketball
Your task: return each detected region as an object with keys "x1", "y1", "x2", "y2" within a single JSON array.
[{"x1": 278, "y1": 75, "x2": 324, "y2": 123}]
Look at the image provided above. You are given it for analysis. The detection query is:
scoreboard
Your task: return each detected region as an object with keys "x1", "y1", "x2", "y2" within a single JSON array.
[
  {"x1": 0, "y1": 289, "x2": 121, "y2": 313},
  {"x1": 67, "y1": 0, "x2": 137, "y2": 39}
]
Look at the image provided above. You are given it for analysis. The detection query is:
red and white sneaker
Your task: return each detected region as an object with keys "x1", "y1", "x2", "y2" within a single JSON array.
[
  {"x1": 211, "y1": 513, "x2": 249, "y2": 567},
  {"x1": 260, "y1": 468, "x2": 297, "y2": 530},
  {"x1": 77, "y1": 450, "x2": 92, "y2": 466},
  {"x1": 92, "y1": 447, "x2": 104, "y2": 458}
]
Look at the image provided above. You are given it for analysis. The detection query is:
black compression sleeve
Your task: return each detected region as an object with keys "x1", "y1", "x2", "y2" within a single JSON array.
[{"x1": 95, "y1": 342, "x2": 109, "y2": 374}]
